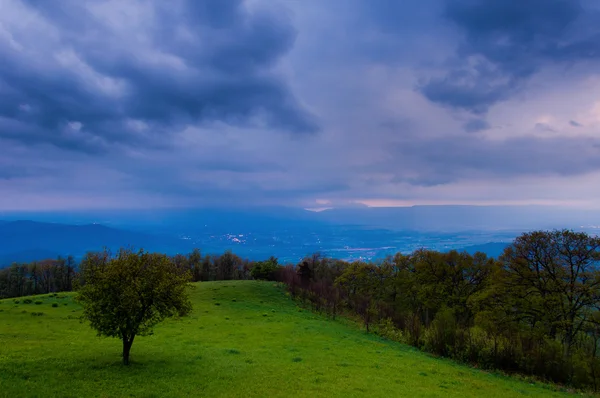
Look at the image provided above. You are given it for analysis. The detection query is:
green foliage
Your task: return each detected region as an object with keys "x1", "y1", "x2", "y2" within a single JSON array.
[
  {"x1": 0, "y1": 281, "x2": 576, "y2": 398},
  {"x1": 375, "y1": 318, "x2": 405, "y2": 343},
  {"x1": 34, "y1": 301, "x2": 42, "y2": 305},
  {"x1": 496, "y1": 230, "x2": 600, "y2": 357},
  {"x1": 23, "y1": 298, "x2": 32, "y2": 304},
  {"x1": 281, "y1": 230, "x2": 600, "y2": 390},
  {"x1": 250, "y1": 256, "x2": 281, "y2": 281},
  {"x1": 0, "y1": 256, "x2": 77, "y2": 299},
  {"x1": 51, "y1": 303, "x2": 59, "y2": 308},
  {"x1": 76, "y1": 249, "x2": 192, "y2": 365},
  {"x1": 423, "y1": 308, "x2": 457, "y2": 357}
]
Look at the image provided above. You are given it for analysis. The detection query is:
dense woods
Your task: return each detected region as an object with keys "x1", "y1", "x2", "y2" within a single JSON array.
[
  {"x1": 0, "y1": 256, "x2": 77, "y2": 298},
  {"x1": 278, "y1": 230, "x2": 600, "y2": 390},
  {"x1": 0, "y1": 249, "x2": 254, "y2": 299},
  {"x1": 2, "y1": 229, "x2": 600, "y2": 388}
]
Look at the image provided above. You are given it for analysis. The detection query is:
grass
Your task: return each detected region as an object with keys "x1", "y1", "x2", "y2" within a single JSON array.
[{"x1": 0, "y1": 281, "x2": 590, "y2": 397}]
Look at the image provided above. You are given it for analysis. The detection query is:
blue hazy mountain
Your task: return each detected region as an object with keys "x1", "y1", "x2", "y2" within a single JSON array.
[
  {"x1": 0, "y1": 249, "x2": 63, "y2": 266},
  {"x1": 4, "y1": 205, "x2": 598, "y2": 231},
  {"x1": 1, "y1": 205, "x2": 597, "y2": 266},
  {"x1": 459, "y1": 242, "x2": 512, "y2": 258},
  {"x1": 0, "y1": 221, "x2": 192, "y2": 267}
]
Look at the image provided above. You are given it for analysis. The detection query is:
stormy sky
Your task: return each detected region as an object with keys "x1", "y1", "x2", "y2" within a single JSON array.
[{"x1": 2, "y1": 0, "x2": 600, "y2": 211}]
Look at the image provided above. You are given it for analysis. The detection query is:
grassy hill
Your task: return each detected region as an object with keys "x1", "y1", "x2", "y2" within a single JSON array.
[{"x1": 0, "y1": 281, "x2": 586, "y2": 397}]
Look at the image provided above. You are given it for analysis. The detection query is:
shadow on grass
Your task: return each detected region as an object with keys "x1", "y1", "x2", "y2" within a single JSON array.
[{"x1": 1, "y1": 349, "x2": 214, "y2": 381}]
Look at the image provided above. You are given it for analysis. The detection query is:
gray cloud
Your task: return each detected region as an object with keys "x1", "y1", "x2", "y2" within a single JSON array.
[
  {"x1": 387, "y1": 134, "x2": 600, "y2": 186},
  {"x1": 570, "y1": 120, "x2": 583, "y2": 127},
  {"x1": 419, "y1": 0, "x2": 600, "y2": 113},
  {"x1": 420, "y1": 63, "x2": 519, "y2": 115},
  {"x1": 2, "y1": 0, "x2": 600, "y2": 211},
  {"x1": 463, "y1": 118, "x2": 491, "y2": 133},
  {"x1": 0, "y1": 0, "x2": 317, "y2": 153}
]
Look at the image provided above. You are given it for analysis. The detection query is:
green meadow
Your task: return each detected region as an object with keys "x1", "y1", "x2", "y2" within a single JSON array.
[{"x1": 0, "y1": 281, "x2": 589, "y2": 397}]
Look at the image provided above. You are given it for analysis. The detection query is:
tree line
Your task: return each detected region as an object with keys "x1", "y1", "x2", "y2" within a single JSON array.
[
  {"x1": 0, "y1": 256, "x2": 77, "y2": 298},
  {"x1": 2, "y1": 229, "x2": 600, "y2": 388},
  {"x1": 276, "y1": 230, "x2": 600, "y2": 390},
  {"x1": 0, "y1": 249, "x2": 261, "y2": 299}
]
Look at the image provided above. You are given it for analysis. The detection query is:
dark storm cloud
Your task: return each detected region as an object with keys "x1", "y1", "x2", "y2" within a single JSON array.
[
  {"x1": 0, "y1": 0, "x2": 318, "y2": 152},
  {"x1": 419, "y1": 0, "x2": 600, "y2": 113},
  {"x1": 419, "y1": 64, "x2": 519, "y2": 115},
  {"x1": 3, "y1": 0, "x2": 600, "y2": 211}
]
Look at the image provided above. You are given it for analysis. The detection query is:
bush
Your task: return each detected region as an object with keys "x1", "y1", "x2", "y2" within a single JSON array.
[
  {"x1": 250, "y1": 257, "x2": 281, "y2": 281},
  {"x1": 51, "y1": 303, "x2": 59, "y2": 308},
  {"x1": 375, "y1": 318, "x2": 405, "y2": 343},
  {"x1": 23, "y1": 298, "x2": 33, "y2": 304},
  {"x1": 423, "y1": 308, "x2": 457, "y2": 357},
  {"x1": 571, "y1": 351, "x2": 593, "y2": 388},
  {"x1": 35, "y1": 301, "x2": 43, "y2": 305},
  {"x1": 30, "y1": 312, "x2": 44, "y2": 316}
]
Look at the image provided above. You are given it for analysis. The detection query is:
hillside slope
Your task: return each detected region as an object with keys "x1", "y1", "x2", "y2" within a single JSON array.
[{"x1": 0, "y1": 281, "x2": 582, "y2": 397}]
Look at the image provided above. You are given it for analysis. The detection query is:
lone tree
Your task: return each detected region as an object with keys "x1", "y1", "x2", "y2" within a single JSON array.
[{"x1": 76, "y1": 249, "x2": 192, "y2": 365}]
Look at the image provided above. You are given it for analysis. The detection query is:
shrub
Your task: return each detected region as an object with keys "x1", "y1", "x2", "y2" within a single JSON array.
[
  {"x1": 423, "y1": 308, "x2": 457, "y2": 357},
  {"x1": 35, "y1": 301, "x2": 43, "y2": 305},
  {"x1": 30, "y1": 312, "x2": 44, "y2": 316},
  {"x1": 13, "y1": 300, "x2": 20, "y2": 304},
  {"x1": 571, "y1": 351, "x2": 593, "y2": 388},
  {"x1": 250, "y1": 257, "x2": 281, "y2": 281},
  {"x1": 51, "y1": 303, "x2": 59, "y2": 308},
  {"x1": 23, "y1": 298, "x2": 33, "y2": 304},
  {"x1": 375, "y1": 318, "x2": 405, "y2": 343}
]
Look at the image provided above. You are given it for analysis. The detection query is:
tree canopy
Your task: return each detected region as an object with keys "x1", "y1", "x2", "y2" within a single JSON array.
[{"x1": 76, "y1": 249, "x2": 192, "y2": 365}]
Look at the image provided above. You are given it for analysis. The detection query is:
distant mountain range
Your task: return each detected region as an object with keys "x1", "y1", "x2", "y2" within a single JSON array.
[
  {"x1": 2, "y1": 204, "x2": 595, "y2": 267},
  {"x1": 0, "y1": 249, "x2": 63, "y2": 266},
  {"x1": 4, "y1": 205, "x2": 597, "y2": 232},
  {"x1": 0, "y1": 221, "x2": 192, "y2": 267},
  {"x1": 459, "y1": 242, "x2": 511, "y2": 258}
]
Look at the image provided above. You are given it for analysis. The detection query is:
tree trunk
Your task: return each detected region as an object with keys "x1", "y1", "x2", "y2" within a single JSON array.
[{"x1": 122, "y1": 336, "x2": 135, "y2": 365}]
